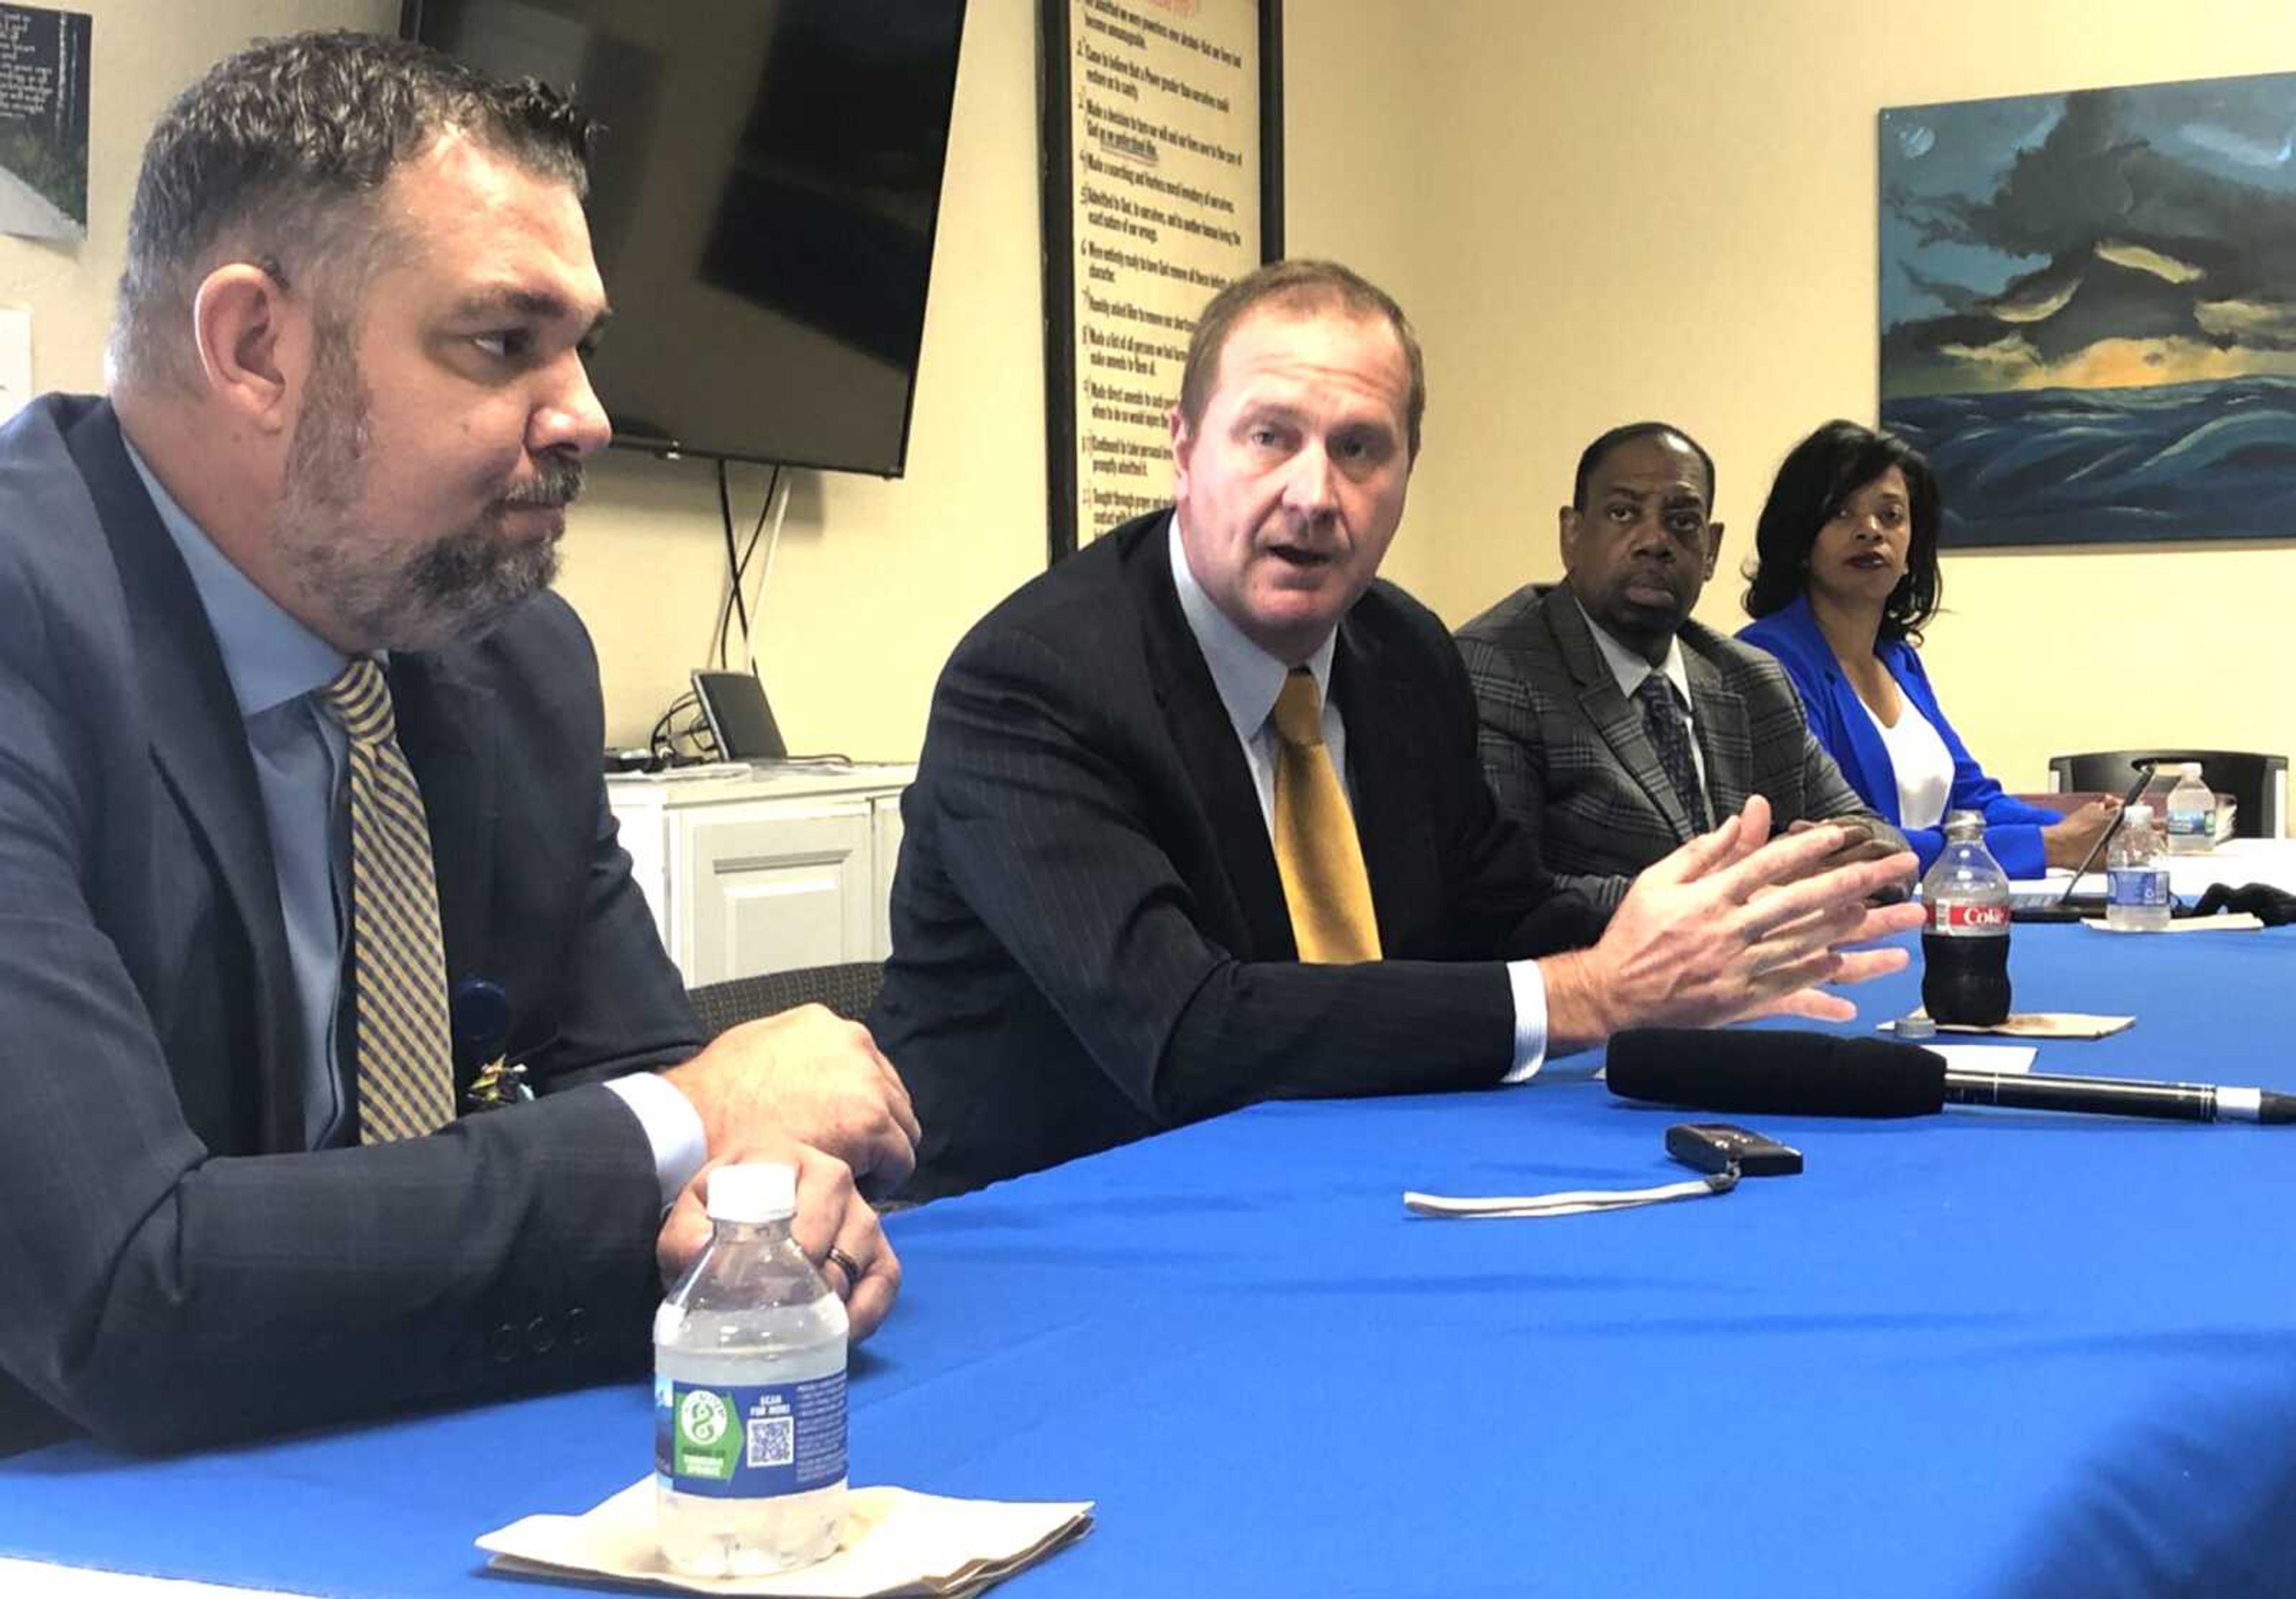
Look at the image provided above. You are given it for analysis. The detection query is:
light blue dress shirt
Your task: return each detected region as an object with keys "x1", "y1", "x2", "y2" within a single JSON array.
[
  {"x1": 1581, "y1": 597, "x2": 1708, "y2": 792},
  {"x1": 123, "y1": 442, "x2": 700, "y2": 1197},
  {"x1": 1166, "y1": 518, "x2": 1550, "y2": 1080},
  {"x1": 127, "y1": 443, "x2": 355, "y2": 1149}
]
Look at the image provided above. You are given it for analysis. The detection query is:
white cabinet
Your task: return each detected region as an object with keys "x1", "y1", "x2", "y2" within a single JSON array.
[{"x1": 607, "y1": 764, "x2": 915, "y2": 986}]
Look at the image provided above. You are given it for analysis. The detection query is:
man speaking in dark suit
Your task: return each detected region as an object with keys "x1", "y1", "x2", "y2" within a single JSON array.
[
  {"x1": 874, "y1": 263, "x2": 1923, "y2": 1200},
  {"x1": 1457, "y1": 423, "x2": 1902, "y2": 911},
  {"x1": 0, "y1": 32, "x2": 912, "y2": 1455}
]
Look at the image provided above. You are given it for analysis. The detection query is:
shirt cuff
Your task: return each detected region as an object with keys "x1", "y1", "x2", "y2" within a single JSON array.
[
  {"x1": 602, "y1": 1071, "x2": 708, "y2": 1209},
  {"x1": 1500, "y1": 958, "x2": 1550, "y2": 1082}
]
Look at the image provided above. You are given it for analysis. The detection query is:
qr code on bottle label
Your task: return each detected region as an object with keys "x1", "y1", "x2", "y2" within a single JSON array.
[{"x1": 746, "y1": 1416, "x2": 795, "y2": 1469}]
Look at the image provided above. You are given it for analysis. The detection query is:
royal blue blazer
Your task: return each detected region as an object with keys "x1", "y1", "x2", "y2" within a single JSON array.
[{"x1": 1738, "y1": 594, "x2": 2059, "y2": 877}]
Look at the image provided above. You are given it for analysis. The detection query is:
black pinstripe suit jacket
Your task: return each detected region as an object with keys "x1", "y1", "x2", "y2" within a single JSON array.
[
  {"x1": 0, "y1": 396, "x2": 702, "y2": 1454},
  {"x1": 873, "y1": 511, "x2": 1602, "y2": 1200},
  {"x1": 1455, "y1": 582, "x2": 1894, "y2": 910}
]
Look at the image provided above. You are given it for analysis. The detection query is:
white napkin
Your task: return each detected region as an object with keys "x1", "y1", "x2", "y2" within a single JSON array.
[
  {"x1": 1881, "y1": 1012, "x2": 2135, "y2": 1040},
  {"x1": 477, "y1": 1479, "x2": 1093, "y2": 1597}
]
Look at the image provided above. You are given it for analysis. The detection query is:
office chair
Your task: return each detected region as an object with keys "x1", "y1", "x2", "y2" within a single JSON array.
[
  {"x1": 686, "y1": 962, "x2": 885, "y2": 1038},
  {"x1": 2048, "y1": 750, "x2": 2287, "y2": 839}
]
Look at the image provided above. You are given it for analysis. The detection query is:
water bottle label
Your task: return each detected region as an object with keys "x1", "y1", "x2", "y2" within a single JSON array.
[
  {"x1": 1926, "y1": 901, "x2": 2008, "y2": 935},
  {"x1": 2166, "y1": 808, "x2": 2209, "y2": 838},
  {"x1": 2106, "y1": 868, "x2": 2170, "y2": 907},
  {"x1": 654, "y1": 1372, "x2": 847, "y2": 1500}
]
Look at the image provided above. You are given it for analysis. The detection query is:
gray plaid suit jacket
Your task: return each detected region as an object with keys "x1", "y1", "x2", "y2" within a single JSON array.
[{"x1": 1455, "y1": 583, "x2": 1895, "y2": 910}]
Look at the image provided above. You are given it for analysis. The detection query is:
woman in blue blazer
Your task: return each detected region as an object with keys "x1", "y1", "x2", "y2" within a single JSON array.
[{"x1": 1737, "y1": 421, "x2": 2116, "y2": 878}]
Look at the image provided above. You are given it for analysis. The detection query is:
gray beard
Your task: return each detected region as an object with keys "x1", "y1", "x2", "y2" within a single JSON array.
[{"x1": 273, "y1": 328, "x2": 576, "y2": 652}]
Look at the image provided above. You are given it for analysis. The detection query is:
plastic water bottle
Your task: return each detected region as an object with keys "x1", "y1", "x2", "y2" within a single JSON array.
[
  {"x1": 2164, "y1": 762, "x2": 2213, "y2": 855},
  {"x1": 655, "y1": 1164, "x2": 848, "y2": 1576},
  {"x1": 1919, "y1": 810, "x2": 2012, "y2": 1026},
  {"x1": 2105, "y1": 804, "x2": 2172, "y2": 931}
]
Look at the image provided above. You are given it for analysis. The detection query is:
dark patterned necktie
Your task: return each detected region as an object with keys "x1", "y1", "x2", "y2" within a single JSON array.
[
  {"x1": 1635, "y1": 672, "x2": 1712, "y2": 834},
  {"x1": 322, "y1": 657, "x2": 457, "y2": 1142}
]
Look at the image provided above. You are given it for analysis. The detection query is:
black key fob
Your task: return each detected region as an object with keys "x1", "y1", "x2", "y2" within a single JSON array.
[{"x1": 1666, "y1": 1122, "x2": 1803, "y2": 1177}]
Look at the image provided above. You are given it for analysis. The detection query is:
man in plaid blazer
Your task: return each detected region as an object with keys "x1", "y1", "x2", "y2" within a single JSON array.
[{"x1": 1457, "y1": 423, "x2": 1898, "y2": 911}]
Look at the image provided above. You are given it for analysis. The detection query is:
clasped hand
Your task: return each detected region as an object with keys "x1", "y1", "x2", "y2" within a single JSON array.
[
  {"x1": 657, "y1": 1145, "x2": 902, "y2": 1340},
  {"x1": 655, "y1": 1005, "x2": 921, "y2": 1339},
  {"x1": 664, "y1": 1005, "x2": 920, "y2": 1191}
]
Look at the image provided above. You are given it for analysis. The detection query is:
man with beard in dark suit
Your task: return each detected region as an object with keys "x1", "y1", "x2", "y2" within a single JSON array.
[{"x1": 0, "y1": 31, "x2": 909, "y2": 1455}]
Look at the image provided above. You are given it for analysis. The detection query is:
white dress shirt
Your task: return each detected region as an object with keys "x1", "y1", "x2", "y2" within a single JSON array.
[
  {"x1": 1580, "y1": 597, "x2": 1709, "y2": 792},
  {"x1": 1168, "y1": 518, "x2": 1550, "y2": 1081}
]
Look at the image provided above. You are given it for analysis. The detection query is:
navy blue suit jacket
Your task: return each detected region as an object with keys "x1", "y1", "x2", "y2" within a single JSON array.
[
  {"x1": 1739, "y1": 593, "x2": 2060, "y2": 876},
  {"x1": 0, "y1": 396, "x2": 702, "y2": 1453},
  {"x1": 872, "y1": 511, "x2": 1602, "y2": 1200}
]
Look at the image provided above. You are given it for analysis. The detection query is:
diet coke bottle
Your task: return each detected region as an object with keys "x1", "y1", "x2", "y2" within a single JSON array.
[{"x1": 1920, "y1": 810, "x2": 2012, "y2": 1026}]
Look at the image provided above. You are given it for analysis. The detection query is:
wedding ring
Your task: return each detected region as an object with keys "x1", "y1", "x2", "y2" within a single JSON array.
[{"x1": 824, "y1": 1246, "x2": 863, "y2": 1288}]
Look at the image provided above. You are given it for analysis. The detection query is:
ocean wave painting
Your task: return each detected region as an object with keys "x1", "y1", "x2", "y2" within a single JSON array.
[
  {"x1": 1880, "y1": 73, "x2": 2296, "y2": 548},
  {"x1": 1884, "y1": 377, "x2": 2296, "y2": 547}
]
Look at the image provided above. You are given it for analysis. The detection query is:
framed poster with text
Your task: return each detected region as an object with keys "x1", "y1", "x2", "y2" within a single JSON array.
[{"x1": 1041, "y1": 0, "x2": 1283, "y2": 561}]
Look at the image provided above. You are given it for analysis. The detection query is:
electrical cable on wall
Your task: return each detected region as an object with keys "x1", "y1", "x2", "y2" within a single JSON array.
[
  {"x1": 709, "y1": 459, "x2": 790, "y2": 673},
  {"x1": 631, "y1": 460, "x2": 851, "y2": 772}
]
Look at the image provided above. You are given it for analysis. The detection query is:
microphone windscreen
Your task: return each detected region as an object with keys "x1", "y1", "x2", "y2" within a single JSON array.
[{"x1": 1606, "y1": 1029, "x2": 1947, "y2": 1118}]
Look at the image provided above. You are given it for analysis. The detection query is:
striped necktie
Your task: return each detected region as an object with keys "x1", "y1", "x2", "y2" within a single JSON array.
[
  {"x1": 322, "y1": 657, "x2": 457, "y2": 1142},
  {"x1": 1269, "y1": 667, "x2": 1382, "y2": 963}
]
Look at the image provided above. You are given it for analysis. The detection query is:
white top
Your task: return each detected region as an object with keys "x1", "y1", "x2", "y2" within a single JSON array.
[
  {"x1": 1167, "y1": 517, "x2": 1552, "y2": 1083},
  {"x1": 1858, "y1": 692, "x2": 1956, "y2": 829}
]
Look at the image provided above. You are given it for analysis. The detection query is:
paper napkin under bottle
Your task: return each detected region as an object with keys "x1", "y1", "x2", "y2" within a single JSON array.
[{"x1": 477, "y1": 1479, "x2": 1092, "y2": 1597}]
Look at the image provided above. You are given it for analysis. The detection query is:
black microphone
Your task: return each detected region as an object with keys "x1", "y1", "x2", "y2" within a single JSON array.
[
  {"x1": 451, "y1": 977, "x2": 509, "y2": 1075},
  {"x1": 451, "y1": 977, "x2": 529, "y2": 1110},
  {"x1": 1607, "y1": 1029, "x2": 2296, "y2": 1125}
]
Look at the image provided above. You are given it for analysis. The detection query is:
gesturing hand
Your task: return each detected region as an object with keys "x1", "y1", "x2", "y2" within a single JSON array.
[{"x1": 1545, "y1": 794, "x2": 1925, "y2": 1049}]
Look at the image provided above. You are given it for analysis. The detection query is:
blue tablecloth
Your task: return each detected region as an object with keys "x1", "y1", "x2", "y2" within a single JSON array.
[{"x1": 7, "y1": 924, "x2": 2296, "y2": 1597}]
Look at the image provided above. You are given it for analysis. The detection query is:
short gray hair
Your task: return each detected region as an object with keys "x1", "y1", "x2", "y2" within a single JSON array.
[{"x1": 112, "y1": 29, "x2": 596, "y2": 392}]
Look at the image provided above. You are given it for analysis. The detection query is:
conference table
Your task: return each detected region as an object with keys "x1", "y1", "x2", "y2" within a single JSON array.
[{"x1": 7, "y1": 919, "x2": 2296, "y2": 1597}]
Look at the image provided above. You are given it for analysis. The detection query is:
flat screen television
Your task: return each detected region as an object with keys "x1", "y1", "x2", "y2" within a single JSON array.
[{"x1": 402, "y1": 0, "x2": 967, "y2": 475}]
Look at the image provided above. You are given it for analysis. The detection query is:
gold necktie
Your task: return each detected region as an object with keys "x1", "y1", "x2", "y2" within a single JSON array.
[
  {"x1": 322, "y1": 657, "x2": 457, "y2": 1142},
  {"x1": 1270, "y1": 668, "x2": 1382, "y2": 963}
]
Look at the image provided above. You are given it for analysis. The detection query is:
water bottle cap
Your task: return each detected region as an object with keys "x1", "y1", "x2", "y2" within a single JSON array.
[
  {"x1": 2124, "y1": 803, "x2": 2152, "y2": 826},
  {"x1": 1943, "y1": 809, "x2": 1985, "y2": 839},
  {"x1": 2181, "y1": 761, "x2": 2204, "y2": 778},
  {"x1": 706, "y1": 1162, "x2": 798, "y2": 1224}
]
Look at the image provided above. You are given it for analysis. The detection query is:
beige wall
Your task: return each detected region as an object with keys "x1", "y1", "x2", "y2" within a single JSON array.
[
  {"x1": 13, "y1": 1, "x2": 2296, "y2": 798},
  {"x1": 2, "y1": 0, "x2": 399, "y2": 390},
  {"x1": 1338, "y1": 0, "x2": 2296, "y2": 813}
]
